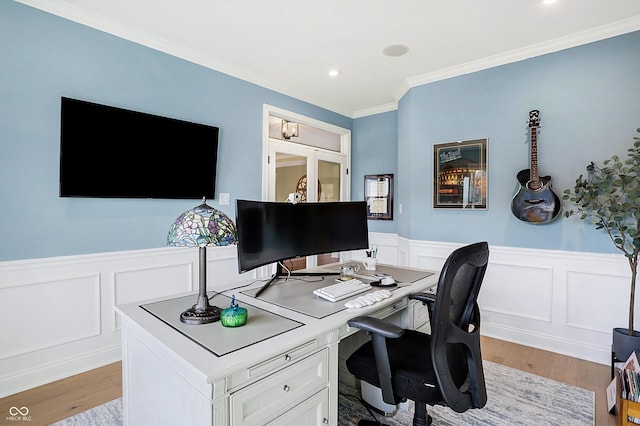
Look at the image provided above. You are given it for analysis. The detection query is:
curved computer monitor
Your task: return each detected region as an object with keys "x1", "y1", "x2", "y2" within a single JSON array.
[{"x1": 235, "y1": 199, "x2": 369, "y2": 275}]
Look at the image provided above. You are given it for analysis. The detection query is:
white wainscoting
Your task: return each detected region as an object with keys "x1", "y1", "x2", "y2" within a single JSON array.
[
  {"x1": 0, "y1": 246, "x2": 249, "y2": 398},
  {"x1": 388, "y1": 237, "x2": 630, "y2": 366},
  {"x1": 0, "y1": 235, "x2": 629, "y2": 396}
]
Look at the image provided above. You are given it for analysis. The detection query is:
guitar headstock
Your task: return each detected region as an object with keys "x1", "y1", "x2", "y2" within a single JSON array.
[{"x1": 529, "y1": 109, "x2": 540, "y2": 128}]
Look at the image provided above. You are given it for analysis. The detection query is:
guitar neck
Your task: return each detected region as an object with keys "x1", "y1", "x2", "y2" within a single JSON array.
[{"x1": 530, "y1": 126, "x2": 540, "y2": 184}]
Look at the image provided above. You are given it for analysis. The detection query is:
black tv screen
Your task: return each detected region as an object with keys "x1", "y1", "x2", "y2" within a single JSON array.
[
  {"x1": 59, "y1": 97, "x2": 219, "y2": 199},
  {"x1": 235, "y1": 200, "x2": 369, "y2": 273}
]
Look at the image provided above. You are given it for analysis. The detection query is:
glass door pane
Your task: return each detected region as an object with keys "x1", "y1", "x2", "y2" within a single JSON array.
[
  {"x1": 275, "y1": 152, "x2": 308, "y2": 271},
  {"x1": 272, "y1": 154, "x2": 346, "y2": 269},
  {"x1": 316, "y1": 159, "x2": 343, "y2": 266},
  {"x1": 318, "y1": 160, "x2": 341, "y2": 202},
  {"x1": 275, "y1": 152, "x2": 307, "y2": 203}
]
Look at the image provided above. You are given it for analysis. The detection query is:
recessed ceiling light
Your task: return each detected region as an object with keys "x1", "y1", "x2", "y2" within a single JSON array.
[
  {"x1": 328, "y1": 69, "x2": 340, "y2": 77},
  {"x1": 542, "y1": 0, "x2": 558, "y2": 4},
  {"x1": 383, "y1": 44, "x2": 409, "y2": 57}
]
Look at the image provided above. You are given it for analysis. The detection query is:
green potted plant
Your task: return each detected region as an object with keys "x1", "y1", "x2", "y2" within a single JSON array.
[{"x1": 562, "y1": 128, "x2": 640, "y2": 361}]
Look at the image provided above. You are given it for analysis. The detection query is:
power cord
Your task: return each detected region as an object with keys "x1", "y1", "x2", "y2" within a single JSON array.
[
  {"x1": 207, "y1": 279, "x2": 262, "y2": 302},
  {"x1": 279, "y1": 261, "x2": 292, "y2": 280},
  {"x1": 207, "y1": 269, "x2": 326, "y2": 303},
  {"x1": 277, "y1": 260, "x2": 327, "y2": 284}
]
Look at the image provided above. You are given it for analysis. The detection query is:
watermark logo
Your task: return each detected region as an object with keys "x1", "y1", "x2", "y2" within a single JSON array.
[{"x1": 6, "y1": 406, "x2": 31, "y2": 422}]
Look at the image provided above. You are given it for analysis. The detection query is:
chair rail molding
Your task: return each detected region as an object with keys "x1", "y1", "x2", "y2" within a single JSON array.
[{"x1": 0, "y1": 235, "x2": 626, "y2": 396}]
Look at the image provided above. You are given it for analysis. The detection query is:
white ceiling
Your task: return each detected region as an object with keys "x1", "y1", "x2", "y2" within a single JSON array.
[{"x1": 17, "y1": 0, "x2": 640, "y2": 118}]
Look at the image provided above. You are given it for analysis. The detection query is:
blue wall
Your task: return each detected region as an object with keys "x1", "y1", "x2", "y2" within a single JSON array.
[
  {"x1": 0, "y1": 2, "x2": 351, "y2": 261},
  {"x1": 396, "y1": 31, "x2": 640, "y2": 254},
  {"x1": 2, "y1": 1, "x2": 639, "y2": 262},
  {"x1": 351, "y1": 111, "x2": 398, "y2": 234}
]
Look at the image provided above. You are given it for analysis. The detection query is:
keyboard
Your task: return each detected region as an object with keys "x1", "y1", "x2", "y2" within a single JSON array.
[{"x1": 313, "y1": 279, "x2": 372, "y2": 302}]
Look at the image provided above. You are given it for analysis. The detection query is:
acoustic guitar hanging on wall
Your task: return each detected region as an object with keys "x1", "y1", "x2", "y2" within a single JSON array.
[{"x1": 510, "y1": 109, "x2": 561, "y2": 223}]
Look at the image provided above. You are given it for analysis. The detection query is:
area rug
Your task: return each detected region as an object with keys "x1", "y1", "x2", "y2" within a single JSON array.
[
  {"x1": 52, "y1": 361, "x2": 593, "y2": 425},
  {"x1": 51, "y1": 398, "x2": 122, "y2": 426},
  {"x1": 339, "y1": 361, "x2": 594, "y2": 426}
]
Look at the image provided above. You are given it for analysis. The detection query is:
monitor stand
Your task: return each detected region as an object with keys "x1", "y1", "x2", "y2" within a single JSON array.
[{"x1": 254, "y1": 262, "x2": 339, "y2": 298}]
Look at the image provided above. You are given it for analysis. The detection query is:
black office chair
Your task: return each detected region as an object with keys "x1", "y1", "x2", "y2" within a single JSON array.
[{"x1": 345, "y1": 241, "x2": 489, "y2": 426}]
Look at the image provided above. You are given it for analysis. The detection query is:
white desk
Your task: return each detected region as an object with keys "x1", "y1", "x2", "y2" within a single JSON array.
[{"x1": 116, "y1": 265, "x2": 438, "y2": 426}]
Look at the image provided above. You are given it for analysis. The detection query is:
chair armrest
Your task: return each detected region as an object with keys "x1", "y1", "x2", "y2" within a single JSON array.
[
  {"x1": 410, "y1": 292, "x2": 436, "y2": 323},
  {"x1": 347, "y1": 316, "x2": 404, "y2": 405},
  {"x1": 347, "y1": 316, "x2": 404, "y2": 339},
  {"x1": 409, "y1": 292, "x2": 436, "y2": 304}
]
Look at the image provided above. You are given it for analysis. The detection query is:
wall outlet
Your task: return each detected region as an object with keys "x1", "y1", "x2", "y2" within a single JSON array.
[{"x1": 219, "y1": 193, "x2": 230, "y2": 205}]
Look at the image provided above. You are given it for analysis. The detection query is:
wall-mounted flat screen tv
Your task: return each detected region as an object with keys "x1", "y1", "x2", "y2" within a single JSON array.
[{"x1": 59, "y1": 97, "x2": 219, "y2": 199}]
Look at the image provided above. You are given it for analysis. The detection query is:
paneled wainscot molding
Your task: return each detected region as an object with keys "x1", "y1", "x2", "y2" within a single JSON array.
[{"x1": 0, "y1": 235, "x2": 629, "y2": 397}]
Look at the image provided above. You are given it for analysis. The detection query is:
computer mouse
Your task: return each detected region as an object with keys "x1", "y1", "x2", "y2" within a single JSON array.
[{"x1": 381, "y1": 277, "x2": 396, "y2": 286}]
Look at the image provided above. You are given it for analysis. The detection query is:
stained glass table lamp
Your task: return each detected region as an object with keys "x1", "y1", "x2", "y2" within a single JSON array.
[{"x1": 167, "y1": 197, "x2": 238, "y2": 325}]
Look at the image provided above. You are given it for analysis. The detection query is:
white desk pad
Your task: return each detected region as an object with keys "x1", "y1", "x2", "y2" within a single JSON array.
[
  {"x1": 242, "y1": 276, "x2": 356, "y2": 318},
  {"x1": 141, "y1": 293, "x2": 303, "y2": 357},
  {"x1": 242, "y1": 264, "x2": 434, "y2": 319}
]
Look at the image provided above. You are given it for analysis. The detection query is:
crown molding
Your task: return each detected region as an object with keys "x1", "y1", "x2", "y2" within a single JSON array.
[
  {"x1": 15, "y1": 1, "x2": 640, "y2": 119},
  {"x1": 352, "y1": 102, "x2": 398, "y2": 119},
  {"x1": 15, "y1": 0, "x2": 355, "y2": 118},
  {"x1": 404, "y1": 15, "x2": 640, "y2": 92},
  {"x1": 15, "y1": 0, "x2": 270, "y2": 89},
  {"x1": 345, "y1": 15, "x2": 640, "y2": 118}
]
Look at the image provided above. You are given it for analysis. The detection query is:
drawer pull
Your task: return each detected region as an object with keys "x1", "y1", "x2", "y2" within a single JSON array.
[
  {"x1": 284, "y1": 354, "x2": 292, "y2": 362},
  {"x1": 322, "y1": 418, "x2": 329, "y2": 424},
  {"x1": 283, "y1": 385, "x2": 290, "y2": 392}
]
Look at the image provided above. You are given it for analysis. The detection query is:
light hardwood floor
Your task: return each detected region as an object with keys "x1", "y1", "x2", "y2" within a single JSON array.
[
  {"x1": 0, "y1": 362, "x2": 121, "y2": 426},
  {"x1": 0, "y1": 337, "x2": 615, "y2": 425},
  {"x1": 481, "y1": 336, "x2": 615, "y2": 426}
]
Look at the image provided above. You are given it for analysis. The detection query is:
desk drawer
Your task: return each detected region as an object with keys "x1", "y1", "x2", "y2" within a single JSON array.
[
  {"x1": 266, "y1": 388, "x2": 329, "y2": 426},
  {"x1": 230, "y1": 349, "x2": 329, "y2": 426},
  {"x1": 247, "y1": 339, "x2": 318, "y2": 379},
  {"x1": 370, "y1": 298, "x2": 408, "y2": 320}
]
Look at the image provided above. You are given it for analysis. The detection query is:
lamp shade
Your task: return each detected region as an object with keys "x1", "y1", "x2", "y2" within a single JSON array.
[{"x1": 167, "y1": 199, "x2": 237, "y2": 248}]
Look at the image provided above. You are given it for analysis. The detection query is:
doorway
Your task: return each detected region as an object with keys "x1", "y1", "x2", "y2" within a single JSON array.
[{"x1": 263, "y1": 105, "x2": 352, "y2": 270}]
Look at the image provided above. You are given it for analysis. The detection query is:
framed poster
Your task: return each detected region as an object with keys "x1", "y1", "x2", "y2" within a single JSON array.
[
  {"x1": 364, "y1": 174, "x2": 393, "y2": 220},
  {"x1": 434, "y1": 138, "x2": 488, "y2": 209}
]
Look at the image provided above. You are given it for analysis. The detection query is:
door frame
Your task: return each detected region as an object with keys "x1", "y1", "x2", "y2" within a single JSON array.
[{"x1": 262, "y1": 104, "x2": 352, "y2": 202}]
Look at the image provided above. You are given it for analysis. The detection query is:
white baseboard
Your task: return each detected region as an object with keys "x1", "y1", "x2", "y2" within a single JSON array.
[
  {"x1": 1, "y1": 344, "x2": 121, "y2": 397},
  {"x1": 481, "y1": 323, "x2": 611, "y2": 365}
]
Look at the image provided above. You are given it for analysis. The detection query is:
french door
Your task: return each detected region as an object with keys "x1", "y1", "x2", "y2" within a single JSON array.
[{"x1": 263, "y1": 105, "x2": 351, "y2": 270}]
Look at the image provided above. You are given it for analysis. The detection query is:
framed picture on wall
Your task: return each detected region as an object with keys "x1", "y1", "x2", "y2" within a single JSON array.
[
  {"x1": 433, "y1": 138, "x2": 488, "y2": 209},
  {"x1": 364, "y1": 174, "x2": 393, "y2": 220}
]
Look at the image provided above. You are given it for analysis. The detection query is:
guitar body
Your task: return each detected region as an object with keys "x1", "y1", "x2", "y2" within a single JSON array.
[
  {"x1": 511, "y1": 168, "x2": 561, "y2": 223},
  {"x1": 511, "y1": 109, "x2": 561, "y2": 224}
]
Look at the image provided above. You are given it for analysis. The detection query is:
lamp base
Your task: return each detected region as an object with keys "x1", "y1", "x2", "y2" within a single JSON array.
[{"x1": 180, "y1": 305, "x2": 221, "y2": 325}]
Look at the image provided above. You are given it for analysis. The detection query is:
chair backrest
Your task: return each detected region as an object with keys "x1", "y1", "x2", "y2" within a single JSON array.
[{"x1": 430, "y1": 241, "x2": 489, "y2": 412}]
